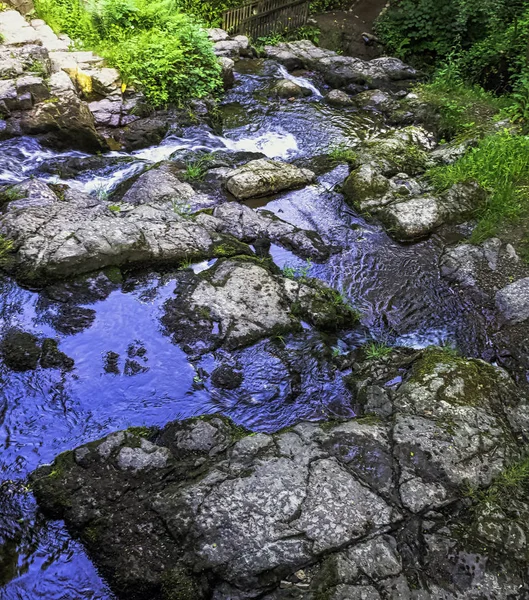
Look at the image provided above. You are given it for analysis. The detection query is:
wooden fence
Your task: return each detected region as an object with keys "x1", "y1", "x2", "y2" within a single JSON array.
[{"x1": 222, "y1": 0, "x2": 310, "y2": 39}]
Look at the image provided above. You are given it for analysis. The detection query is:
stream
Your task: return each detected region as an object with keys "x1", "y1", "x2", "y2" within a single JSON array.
[{"x1": 0, "y1": 59, "x2": 489, "y2": 598}]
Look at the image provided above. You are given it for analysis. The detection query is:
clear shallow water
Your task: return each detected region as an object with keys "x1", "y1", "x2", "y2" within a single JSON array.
[{"x1": 0, "y1": 59, "x2": 488, "y2": 598}]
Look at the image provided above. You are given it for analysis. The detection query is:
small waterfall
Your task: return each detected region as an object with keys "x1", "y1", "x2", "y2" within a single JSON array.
[{"x1": 277, "y1": 64, "x2": 323, "y2": 98}]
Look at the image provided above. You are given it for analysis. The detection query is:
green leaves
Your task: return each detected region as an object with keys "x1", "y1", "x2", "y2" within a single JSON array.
[{"x1": 35, "y1": 0, "x2": 222, "y2": 107}]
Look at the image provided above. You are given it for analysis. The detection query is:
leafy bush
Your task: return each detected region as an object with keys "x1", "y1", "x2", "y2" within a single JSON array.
[
  {"x1": 414, "y1": 58, "x2": 505, "y2": 139},
  {"x1": 254, "y1": 24, "x2": 321, "y2": 49},
  {"x1": 376, "y1": 0, "x2": 529, "y2": 93},
  {"x1": 34, "y1": 0, "x2": 222, "y2": 107},
  {"x1": 428, "y1": 130, "x2": 529, "y2": 241}
]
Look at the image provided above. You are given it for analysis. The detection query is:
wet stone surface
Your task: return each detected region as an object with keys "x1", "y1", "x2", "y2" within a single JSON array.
[{"x1": 0, "y1": 31, "x2": 529, "y2": 600}]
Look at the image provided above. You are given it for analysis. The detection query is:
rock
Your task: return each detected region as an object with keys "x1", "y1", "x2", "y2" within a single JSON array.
[
  {"x1": 31, "y1": 348, "x2": 529, "y2": 599},
  {"x1": 218, "y1": 56, "x2": 235, "y2": 89},
  {"x1": 225, "y1": 159, "x2": 315, "y2": 200},
  {"x1": 0, "y1": 10, "x2": 39, "y2": 46},
  {"x1": 207, "y1": 28, "x2": 230, "y2": 43},
  {"x1": 120, "y1": 164, "x2": 214, "y2": 212},
  {"x1": 377, "y1": 182, "x2": 486, "y2": 241},
  {"x1": 325, "y1": 89, "x2": 355, "y2": 107},
  {"x1": 0, "y1": 328, "x2": 73, "y2": 370},
  {"x1": 162, "y1": 257, "x2": 358, "y2": 354},
  {"x1": 16, "y1": 74, "x2": 50, "y2": 103},
  {"x1": 199, "y1": 202, "x2": 332, "y2": 261},
  {"x1": 20, "y1": 94, "x2": 108, "y2": 152},
  {"x1": 342, "y1": 163, "x2": 390, "y2": 206},
  {"x1": 496, "y1": 277, "x2": 529, "y2": 325},
  {"x1": 273, "y1": 79, "x2": 311, "y2": 98},
  {"x1": 0, "y1": 180, "x2": 251, "y2": 283},
  {"x1": 265, "y1": 40, "x2": 418, "y2": 92},
  {"x1": 39, "y1": 338, "x2": 74, "y2": 370},
  {"x1": 354, "y1": 89, "x2": 399, "y2": 114},
  {"x1": 115, "y1": 117, "x2": 169, "y2": 151}
]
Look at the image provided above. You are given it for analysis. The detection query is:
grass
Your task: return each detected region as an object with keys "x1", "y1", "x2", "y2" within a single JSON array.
[
  {"x1": 0, "y1": 187, "x2": 24, "y2": 203},
  {"x1": 328, "y1": 144, "x2": 358, "y2": 166},
  {"x1": 364, "y1": 341, "x2": 393, "y2": 359},
  {"x1": 466, "y1": 455, "x2": 529, "y2": 513},
  {"x1": 427, "y1": 130, "x2": 529, "y2": 243},
  {"x1": 414, "y1": 60, "x2": 506, "y2": 142},
  {"x1": 182, "y1": 154, "x2": 215, "y2": 182}
]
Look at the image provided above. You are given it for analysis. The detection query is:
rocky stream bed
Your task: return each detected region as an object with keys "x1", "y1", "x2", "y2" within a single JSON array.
[{"x1": 1, "y1": 8, "x2": 529, "y2": 600}]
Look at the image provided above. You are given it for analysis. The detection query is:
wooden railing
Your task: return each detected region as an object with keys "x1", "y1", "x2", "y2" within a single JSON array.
[{"x1": 222, "y1": 0, "x2": 310, "y2": 39}]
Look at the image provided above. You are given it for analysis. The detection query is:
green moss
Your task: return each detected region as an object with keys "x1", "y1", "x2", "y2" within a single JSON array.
[
  {"x1": 161, "y1": 566, "x2": 200, "y2": 600},
  {"x1": 211, "y1": 238, "x2": 254, "y2": 259},
  {"x1": 103, "y1": 266, "x2": 123, "y2": 284},
  {"x1": 409, "y1": 346, "x2": 502, "y2": 408},
  {"x1": 126, "y1": 426, "x2": 154, "y2": 438}
]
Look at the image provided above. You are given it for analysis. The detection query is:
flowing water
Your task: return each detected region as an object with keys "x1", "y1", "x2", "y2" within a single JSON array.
[{"x1": 0, "y1": 58, "x2": 490, "y2": 598}]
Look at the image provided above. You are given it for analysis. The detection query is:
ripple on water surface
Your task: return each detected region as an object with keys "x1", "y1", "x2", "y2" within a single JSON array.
[{"x1": 0, "y1": 59, "x2": 488, "y2": 599}]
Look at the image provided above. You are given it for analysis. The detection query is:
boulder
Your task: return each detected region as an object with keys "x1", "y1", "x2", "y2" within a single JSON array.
[
  {"x1": 377, "y1": 182, "x2": 486, "y2": 241},
  {"x1": 218, "y1": 56, "x2": 235, "y2": 89},
  {"x1": 20, "y1": 94, "x2": 108, "y2": 152},
  {"x1": 273, "y1": 78, "x2": 311, "y2": 98},
  {"x1": 31, "y1": 348, "x2": 529, "y2": 599},
  {"x1": 16, "y1": 74, "x2": 50, "y2": 103},
  {"x1": 0, "y1": 181, "x2": 250, "y2": 283},
  {"x1": 207, "y1": 28, "x2": 230, "y2": 43},
  {"x1": 200, "y1": 202, "x2": 332, "y2": 261},
  {"x1": 354, "y1": 89, "x2": 399, "y2": 114},
  {"x1": 120, "y1": 164, "x2": 216, "y2": 212},
  {"x1": 162, "y1": 257, "x2": 358, "y2": 353},
  {"x1": 496, "y1": 277, "x2": 529, "y2": 325},
  {"x1": 265, "y1": 40, "x2": 418, "y2": 92},
  {"x1": 325, "y1": 89, "x2": 355, "y2": 107},
  {"x1": 115, "y1": 117, "x2": 169, "y2": 151},
  {"x1": 225, "y1": 159, "x2": 315, "y2": 200}
]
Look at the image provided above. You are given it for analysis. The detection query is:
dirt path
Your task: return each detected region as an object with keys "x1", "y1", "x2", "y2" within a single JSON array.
[{"x1": 312, "y1": 0, "x2": 388, "y2": 59}]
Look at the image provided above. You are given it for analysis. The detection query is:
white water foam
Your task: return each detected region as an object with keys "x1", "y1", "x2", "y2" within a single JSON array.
[{"x1": 277, "y1": 65, "x2": 323, "y2": 98}]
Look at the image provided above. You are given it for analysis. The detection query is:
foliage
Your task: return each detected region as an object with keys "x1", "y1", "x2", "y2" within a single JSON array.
[
  {"x1": 376, "y1": 0, "x2": 529, "y2": 95},
  {"x1": 414, "y1": 58, "x2": 505, "y2": 140},
  {"x1": 466, "y1": 454, "x2": 529, "y2": 512},
  {"x1": 34, "y1": 0, "x2": 222, "y2": 107},
  {"x1": 328, "y1": 144, "x2": 357, "y2": 165},
  {"x1": 309, "y1": 0, "x2": 346, "y2": 16},
  {"x1": 427, "y1": 130, "x2": 529, "y2": 242},
  {"x1": 182, "y1": 154, "x2": 215, "y2": 181},
  {"x1": 254, "y1": 25, "x2": 321, "y2": 50},
  {"x1": 364, "y1": 341, "x2": 393, "y2": 359}
]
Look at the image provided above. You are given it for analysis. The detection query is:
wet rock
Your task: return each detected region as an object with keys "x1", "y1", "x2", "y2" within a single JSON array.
[
  {"x1": 273, "y1": 79, "x2": 311, "y2": 98},
  {"x1": 20, "y1": 93, "x2": 108, "y2": 152},
  {"x1": 265, "y1": 41, "x2": 418, "y2": 92},
  {"x1": 197, "y1": 203, "x2": 332, "y2": 261},
  {"x1": 0, "y1": 328, "x2": 41, "y2": 371},
  {"x1": 225, "y1": 159, "x2": 315, "y2": 200},
  {"x1": 162, "y1": 257, "x2": 358, "y2": 354},
  {"x1": 218, "y1": 56, "x2": 235, "y2": 89},
  {"x1": 496, "y1": 277, "x2": 529, "y2": 325},
  {"x1": 120, "y1": 163, "x2": 216, "y2": 212},
  {"x1": 0, "y1": 180, "x2": 251, "y2": 283},
  {"x1": 31, "y1": 348, "x2": 529, "y2": 600},
  {"x1": 114, "y1": 116, "x2": 169, "y2": 151},
  {"x1": 354, "y1": 89, "x2": 399, "y2": 114},
  {"x1": 325, "y1": 89, "x2": 355, "y2": 107},
  {"x1": 211, "y1": 364, "x2": 243, "y2": 389}
]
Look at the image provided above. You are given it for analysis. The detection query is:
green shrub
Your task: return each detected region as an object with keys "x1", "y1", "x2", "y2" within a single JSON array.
[
  {"x1": 428, "y1": 130, "x2": 529, "y2": 241},
  {"x1": 414, "y1": 58, "x2": 505, "y2": 140},
  {"x1": 34, "y1": 0, "x2": 222, "y2": 107}
]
